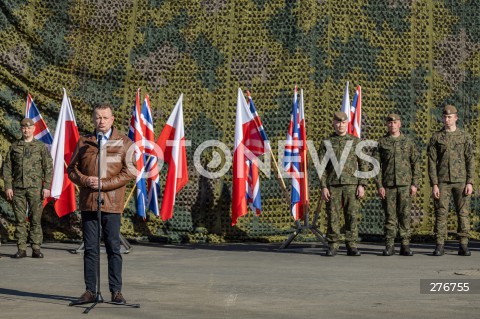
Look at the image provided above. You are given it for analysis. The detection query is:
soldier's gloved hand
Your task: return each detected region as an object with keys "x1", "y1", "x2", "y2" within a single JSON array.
[
  {"x1": 321, "y1": 188, "x2": 331, "y2": 202},
  {"x1": 464, "y1": 183, "x2": 473, "y2": 196},
  {"x1": 432, "y1": 185, "x2": 440, "y2": 199},
  {"x1": 378, "y1": 187, "x2": 386, "y2": 199},
  {"x1": 5, "y1": 189, "x2": 13, "y2": 201}
]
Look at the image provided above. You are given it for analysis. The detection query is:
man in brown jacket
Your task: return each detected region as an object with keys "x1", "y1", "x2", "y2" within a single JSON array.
[{"x1": 68, "y1": 104, "x2": 135, "y2": 305}]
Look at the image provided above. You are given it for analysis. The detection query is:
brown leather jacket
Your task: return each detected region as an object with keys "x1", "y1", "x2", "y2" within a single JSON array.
[{"x1": 67, "y1": 127, "x2": 135, "y2": 213}]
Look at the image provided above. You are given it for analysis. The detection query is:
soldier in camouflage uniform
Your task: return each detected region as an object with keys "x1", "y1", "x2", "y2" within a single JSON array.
[
  {"x1": 3, "y1": 118, "x2": 52, "y2": 258},
  {"x1": 428, "y1": 105, "x2": 474, "y2": 256},
  {"x1": 374, "y1": 114, "x2": 420, "y2": 256},
  {"x1": 320, "y1": 111, "x2": 368, "y2": 257}
]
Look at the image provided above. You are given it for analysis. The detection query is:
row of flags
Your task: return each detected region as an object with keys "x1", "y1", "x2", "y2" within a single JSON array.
[
  {"x1": 26, "y1": 89, "x2": 188, "y2": 221},
  {"x1": 232, "y1": 83, "x2": 361, "y2": 225},
  {"x1": 26, "y1": 82, "x2": 361, "y2": 225},
  {"x1": 340, "y1": 81, "x2": 362, "y2": 138}
]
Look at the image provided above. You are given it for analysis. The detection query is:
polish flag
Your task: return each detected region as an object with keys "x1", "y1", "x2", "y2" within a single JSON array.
[
  {"x1": 49, "y1": 88, "x2": 80, "y2": 217},
  {"x1": 156, "y1": 94, "x2": 188, "y2": 221},
  {"x1": 231, "y1": 88, "x2": 267, "y2": 226},
  {"x1": 340, "y1": 81, "x2": 352, "y2": 134}
]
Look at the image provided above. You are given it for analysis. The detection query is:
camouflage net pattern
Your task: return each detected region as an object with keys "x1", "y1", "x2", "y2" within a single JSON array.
[{"x1": 0, "y1": 0, "x2": 479, "y2": 243}]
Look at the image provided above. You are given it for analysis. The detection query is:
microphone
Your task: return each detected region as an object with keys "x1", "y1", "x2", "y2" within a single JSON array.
[{"x1": 97, "y1": 132, "x2": 104, "y2": 149}]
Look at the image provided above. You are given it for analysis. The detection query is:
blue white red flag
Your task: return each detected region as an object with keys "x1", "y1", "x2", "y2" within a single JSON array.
[
  {"x1": 25, "y1": 94, "x2": 53, "y2": 151},
  {"x1": 350, "y1": 85, "x2": 362, "y2": 138},
  {"x1": 244, "y1": 90, "x2": 270, "y2": 216},
  {"x1": 140, "y1": 95, "x2": 160, "y2": 217},
  {"x1": 231, "y1": 88, "x2": 268, "y2": 225},
  {"x1": 283, "y1": 86, "x2": 308, "y2": 220},
  {"x1": 128, "y1": 88, "x2": 148, "y2": 219}
]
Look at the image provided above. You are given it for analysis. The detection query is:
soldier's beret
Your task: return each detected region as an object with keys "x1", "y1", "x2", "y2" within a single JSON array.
[
  {"x1": 20, "y1": 118, "x2": 35, "y2": 127},
  {"x1": 333, "y1": 111, "x2": 348, "y2": 121},
  {"x1": 386, "y1": 113, "x2": 401, "y2": 122},
  {"x1": 442, "y1": 105, "x2": 457, "y2": 115}
]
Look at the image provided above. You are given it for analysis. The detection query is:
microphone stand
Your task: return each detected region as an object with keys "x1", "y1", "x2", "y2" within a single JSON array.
[{"x1": 72, "y1": 132, "x2": 139, "y2": 314}]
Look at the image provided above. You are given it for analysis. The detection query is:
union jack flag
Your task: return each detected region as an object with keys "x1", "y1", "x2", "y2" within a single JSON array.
[
  {"x1": 283, "y1": 86, "x2": 308, "y2": 220},
  {"x1": 140, "y1": 95, "x2": 160, "y2": 217},
  {"x1": 350, "y1": 85, "x2": 362, "y2": 138},
  {"x1": 244, "y1": 91, "x2": 269, "y2": 215},
  {"x1": 128, "y1": 88, "x2": 148, "y2": 219},
  {"x1": 25, "y1": 94, "x2": 53, "y2": 151}
]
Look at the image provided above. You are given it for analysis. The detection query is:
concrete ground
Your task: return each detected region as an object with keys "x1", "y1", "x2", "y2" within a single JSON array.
[{"x1": 0, "y1": 240, "x2": 479, "y2": 319}]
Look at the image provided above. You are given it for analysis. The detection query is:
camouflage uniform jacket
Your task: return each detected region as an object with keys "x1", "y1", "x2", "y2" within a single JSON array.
[
  {"x1": 428, "y1": 128, "x2": 474, "y2": 186},
  {"x1": 374, "y1": 133, "x2": 420, "y2": 188},
  {"x1": 3, "y1": 138, "x2": 53, "y2": 189},
  {"x1": 319, "y1": 133, "x2": 369, "y2": 188}
]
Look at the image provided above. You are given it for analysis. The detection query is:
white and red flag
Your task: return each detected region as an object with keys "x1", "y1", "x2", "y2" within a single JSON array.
[
  {"x1": 49, "y1": 88, "x2": 80, "y2": 217},
  {"x1": 231, "y1": 88, "x2": 268, "y2": 226},
  {"x1": 340, "y1": 81, "x2": 352, "y2": 133},
  {"x1": 350, "y1": 85, "x2": 362, "y2": 138},
  {"x1": 156, "y1": 94, "x2": 188, "y2": 221}
]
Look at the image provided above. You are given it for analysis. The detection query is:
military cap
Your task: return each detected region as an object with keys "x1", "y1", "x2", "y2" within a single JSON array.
[
  {"x1": 333, "y1": 111, "x2": 348, "y2": 121},
  {"x1": 442, "y1": 105, "x2": 457, "y2": 115},
  {"x1": 20, "y1": 118, "x2": 35, "y2": 127},
  {"x1": 385, "y1": 113, "x2": 401, "y2": 122}
]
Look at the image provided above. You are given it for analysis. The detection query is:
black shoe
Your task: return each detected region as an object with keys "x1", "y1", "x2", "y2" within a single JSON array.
[
  {"x1": 458, "y1": 244, "x2": 471, "y2": 256},
  {"x1": 433, "y1": 244, "x2": 444, "y2": 256},
  {"x1": 382, "y1": 245, "x2": 394, "y2": 256},
  {"x1": 111, "y1": 291, "x2": 126, "y2": 304},
  {"x1": 32, "y1": 249, "x2": 44, "y2": 258},
  {"x1": 69, "y1": 290, "x2": 96, "y2": 306},
  {"x1": 325, "y1": 247, "x2": 338, "y2": 257},
  {"x1": 11, "y1": 250, "x2": 27, "y2": 258},
  {"x1": 400, "y1": 245, "x2": 413, "y2": 256},
  {"x1": 347, "y1": 248, "x2": 361, "y2": 256}
]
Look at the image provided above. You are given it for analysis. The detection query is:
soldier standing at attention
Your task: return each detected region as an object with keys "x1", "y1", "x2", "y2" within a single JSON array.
[
  {"x1": 320, "y1": 111, "x2": 368, "y2": 257},
  {"x1": 3, "y1": 118, "x2": 52, "y2": 258},
  {"x1": 374, "y1": 114, "x2": 420, "y2": 256},
  {"x1": 428, "y1": 105, "x2": 474, "y2": 256}
]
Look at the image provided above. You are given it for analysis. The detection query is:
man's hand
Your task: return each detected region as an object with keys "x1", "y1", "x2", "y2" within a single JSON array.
[
  {"x1": 356, "y1": 185, "x2": 365, "y2": 199},
  {"x1": 378, "y1": 187, "x2": 386, "y2": 199},
  {"x1": 464, "y1": 183, "x2": 473, "y2": 196},
  {"x1": 432, "y1": 184, "x2": 440, "y2": 199},
  {"x1": 321, "y1": 188, "x2": 331, "y2": 202},
  {"x1": 42, "y1": 189, "x2": 51, "y2": 199},
  {"x1": 410, "y1": 185, "x2": 418, "y2": 197},
  {"x1": 87, "y1": 176, "x2": 101, "y2": 190},
  {"x1": 5, "y1": 189, "x2": 13, "y2": 201}
]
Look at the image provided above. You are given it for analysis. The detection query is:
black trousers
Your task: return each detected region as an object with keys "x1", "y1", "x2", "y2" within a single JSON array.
[{"x1": 81, "y1": 211, "x2": 122, "y2": 293}]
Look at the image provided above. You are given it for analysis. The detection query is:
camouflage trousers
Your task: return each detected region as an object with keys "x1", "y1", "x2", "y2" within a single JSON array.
[
  {"x1": 382, "y1": 186, "x2": 411, "y2": 246},
  {"x1": 12, "y1": 187, "x2": 44, "y2": 251},
  {"x1": 326, "y1": 185, "x2": 361, "y2": 249},
  {"x1": 434, "y1": 182, "x2": 470, "y2": 245}
]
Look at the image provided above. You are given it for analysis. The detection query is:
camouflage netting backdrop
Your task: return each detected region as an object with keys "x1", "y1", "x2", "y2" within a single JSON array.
[{"x1": 1, "y1": 0, "x2": 479, "y2": 243}]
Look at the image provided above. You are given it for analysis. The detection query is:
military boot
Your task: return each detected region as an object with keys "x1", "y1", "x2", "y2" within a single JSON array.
[
  {"x1": 325, "y1": 246, "x2": 338, "y2": 257},
  {"x1": 347, "y1": 247, "x2": 361, "y2": 256},
  {"x1": 382, "y1": 245, "x2": 394, "y2": 256},
  {"x1": 433, "y1": 244, "x2": 444, "y2": 256},
  {"x1": 11, "y1": 250, "x2": 27, "y2": 258},
  {"x1": 400, "y1": 244, "x2": 413, "y2": 256},
  {"x1": 458, "y1": 244, "x2": 471, "y2": 256}
]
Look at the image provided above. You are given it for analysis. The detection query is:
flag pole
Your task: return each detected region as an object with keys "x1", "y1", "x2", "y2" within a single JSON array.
[
  {"x1": 269, "y1": 148, "x2": 290, "y2": 205},
  {"x1": 123, "y1": 154, "x2": 154, "y2": 210}
]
